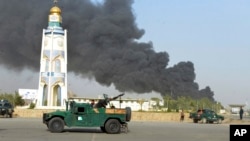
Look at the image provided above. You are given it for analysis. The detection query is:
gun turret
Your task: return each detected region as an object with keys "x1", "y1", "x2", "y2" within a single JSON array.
[{"x1": 94, "y1": 93, "x2": 124, "y2": 108}]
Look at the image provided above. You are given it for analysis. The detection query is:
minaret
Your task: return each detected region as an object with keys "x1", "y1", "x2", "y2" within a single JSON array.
[{"x1": 36, "y1": 1, "x2": 68, "y2": 108}]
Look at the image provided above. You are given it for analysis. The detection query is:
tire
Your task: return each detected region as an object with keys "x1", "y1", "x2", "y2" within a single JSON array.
[
  {"x1": 4, "y1": 113, "x2": 9, "y2": 118},
  {"x1": 217, "y1": 118, "x2": 222, "y2": 124},
  {"x1": 48, "y1": 117, "x2": 65, "y2": 133},
  {"x1": 9, "y1": 113, "x2": 13, "y2": 118},
  {"x1": 105, "y1": 119, "x2": 121, "y2": 134},
  {"x1": 193, "y1": 119, "x2": 198, "y2": 123},
  {"x1": 201, "y1": 118, "x2": 207, "y2": 124},
  {"x1": 125, "y1": 107, "x2": 132, "y2": 121}
]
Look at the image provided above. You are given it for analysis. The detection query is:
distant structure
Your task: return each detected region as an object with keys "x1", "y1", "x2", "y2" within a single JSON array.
[
  {"x1": 69, "y1": 97, "x2": 164, "y2": 111},
  {"x1": 36, "y1": 0, "x2": 68, "y2": 108},
  {"x1": 228, "y1": 104, "x2": 245, "y2": 114}
]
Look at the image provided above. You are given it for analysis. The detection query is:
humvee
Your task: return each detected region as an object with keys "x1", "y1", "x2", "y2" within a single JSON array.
[
  {"x1": 43, "y1": 94, "x2": 131, "y2": 134},
  {"x1": 189, "y1": 109, "x2": 224, "y2": 124},
  {"x1": 0, "y1": 99, "x2": 14, "y2": 118}
]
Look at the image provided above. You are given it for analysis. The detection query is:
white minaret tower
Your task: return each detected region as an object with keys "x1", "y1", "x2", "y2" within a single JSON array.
[{"x1": 37, "y1": 1, "x2": 67, "y2": 108}]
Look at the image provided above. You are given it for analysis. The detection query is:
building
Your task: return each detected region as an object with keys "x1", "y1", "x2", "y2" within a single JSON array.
[
  {"x1": 36, "y1": 1, "x2": 68, "y2": 108},
  {"x1": 228, "y1": 104, "x2": 245, "y2": 114},
  {"x1": 68, "y1": 97, "x2": 164, "y2": 111},
  {"x1": 18, "y1": 89, "x2": 38, "y2": 105}
]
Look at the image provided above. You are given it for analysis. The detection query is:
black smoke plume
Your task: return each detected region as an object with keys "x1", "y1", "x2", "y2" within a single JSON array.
[{"x1": 0, "y1": 0, "x2": 214, "y2": 100}]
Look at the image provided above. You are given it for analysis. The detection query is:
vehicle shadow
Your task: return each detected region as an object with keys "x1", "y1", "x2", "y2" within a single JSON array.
[
  {"x1": 53, "y1": 127, "x2": 128, "y2": 134},
  {"x1": 0, "y1": 129, "x2": 7, "y2": 132},
  {"x1": 63, "y1": 128, "x2": 103, "y2": 133}
]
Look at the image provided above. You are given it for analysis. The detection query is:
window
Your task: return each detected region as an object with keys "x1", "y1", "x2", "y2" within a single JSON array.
[
  {"x1": 78, "y1": 107, "x2": 85, "y2": 113},
  {"x1": 43, "y1": 85, "x2": 48, "y2": 106},
  {"x1": 45, "y1": 59, "x2": 49, "y2": 71},
  {"x1": 4, "y1": 103, "x2": 10, "y2": 107},
  {"x1": 55, "y1": 59, "x2": 61, "y2": 72}
]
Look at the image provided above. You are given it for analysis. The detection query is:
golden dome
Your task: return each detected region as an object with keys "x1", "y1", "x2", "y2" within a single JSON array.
[{"x1": 50, "y1": 6, "x2": 61, "y2": 15}]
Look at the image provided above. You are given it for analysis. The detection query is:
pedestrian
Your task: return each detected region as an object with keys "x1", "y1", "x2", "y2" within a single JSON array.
[
  {"x1": 239, "y1": 106, "x2": 244, "y2": 120},
  {"x1": 180, "y1": 109, "x2": 185, "y2": 122}
]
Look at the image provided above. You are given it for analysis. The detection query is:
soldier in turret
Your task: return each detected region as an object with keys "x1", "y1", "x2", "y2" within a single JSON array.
[{"x1": 94, "y1": 93, "x2": 124, "y2": 108}]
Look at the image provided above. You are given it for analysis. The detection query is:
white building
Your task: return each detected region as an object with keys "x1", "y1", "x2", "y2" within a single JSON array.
[
  {"x1": 68, "y1": 97, "x2": 164, "y2": 111},
  {"x1": 18, "y1": 89, "x2": 38, "y2": 101},
  {"x1": 36, "y1": 1, "x2": 68, "y2": 108}
]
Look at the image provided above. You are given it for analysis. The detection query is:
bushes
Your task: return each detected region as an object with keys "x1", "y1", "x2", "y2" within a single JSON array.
[
  {"x1": 29, "y1": 103, "x2": 36, "y2": 109},
  {"x1": 0, "y1": 91, "x2": 25, "y2": 107}
]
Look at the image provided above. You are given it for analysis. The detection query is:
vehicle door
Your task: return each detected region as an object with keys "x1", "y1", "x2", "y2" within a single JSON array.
[
  {"x1": 73, "y1": 106, "x2": 89, "y2": 126},
  {"x1": 210, "y1": 111, "x2": 218, "y2": 120},
  {"x1": 204, "y1": 110, "x2": 215, "y2": 121}
]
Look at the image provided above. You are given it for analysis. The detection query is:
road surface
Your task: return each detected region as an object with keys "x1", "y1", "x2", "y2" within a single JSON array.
[{"x1": 0, "y1": 117, "x2": 229, "y2": 141}]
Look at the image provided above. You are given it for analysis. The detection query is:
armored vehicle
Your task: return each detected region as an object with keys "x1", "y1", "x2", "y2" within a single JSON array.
[
  {"x1": 43, "y1": 94, "x2": 131, "y2": 134},
  {"x1": 189, "y1": 109, "x2": 224, "y2": 124},
  {"x1": 0, "y1": 99, "x2": 14, "y2": 118}
]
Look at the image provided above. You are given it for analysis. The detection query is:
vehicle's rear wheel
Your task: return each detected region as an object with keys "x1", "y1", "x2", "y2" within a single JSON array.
[
  {"x1": 105, "y1": 119, "x2": 121, "y2": 134},
  {"x1": 217, "y1": 118, "x2": 222, "y2": 124},
  {"x1": 48, "y1": 117, "x2": 65, "y2": 133},
  {"x1": 208, "y1": 121, "x2": 214, "y2": 124},
  {"x1": 193, "y1": 119, "x2": 198, "y2": 123}
]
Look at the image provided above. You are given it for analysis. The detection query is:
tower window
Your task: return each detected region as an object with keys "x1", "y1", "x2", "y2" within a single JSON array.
[{"x1": 55, "y1": 59, "x2": 61, "y2": 72}]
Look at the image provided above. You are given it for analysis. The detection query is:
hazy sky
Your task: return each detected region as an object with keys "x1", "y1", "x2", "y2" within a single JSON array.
[{"x1": 1, "y1": 0, "x2": 250, "y2": 107}]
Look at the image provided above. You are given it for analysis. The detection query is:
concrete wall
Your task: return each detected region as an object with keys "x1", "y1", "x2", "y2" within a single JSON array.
[{"x1": 13, "y1": 109, "x2": 192, "y2": 122}]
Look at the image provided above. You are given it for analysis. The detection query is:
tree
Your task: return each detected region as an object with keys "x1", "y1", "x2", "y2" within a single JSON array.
[
  {"x1": 0, "y1": 91, "x2": 25, "y2": 107},
  {"x1": 151, "y1": 97, "x2": 161, "y2": 111},
  {"x1": 14, "y1": 92, "x2": 25, "y2": 106}
]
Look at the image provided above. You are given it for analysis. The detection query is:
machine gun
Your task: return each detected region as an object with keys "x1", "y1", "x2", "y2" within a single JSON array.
[{"x1": 94, "y1": 93, "x2": 124, "y2": 108}]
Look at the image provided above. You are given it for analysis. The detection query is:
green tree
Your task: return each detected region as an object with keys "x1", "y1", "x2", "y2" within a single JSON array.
[
  {"x1": 14, "y1": 92, "x2": 25, "y2": 106},
  {"x1": 0, "y1": 91, "x2": 25, "y2": 107}
]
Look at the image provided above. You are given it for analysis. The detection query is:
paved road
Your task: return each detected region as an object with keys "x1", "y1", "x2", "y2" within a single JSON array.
[{"x1": 0, "y1": 118, "x2": 229, "y2": 141}]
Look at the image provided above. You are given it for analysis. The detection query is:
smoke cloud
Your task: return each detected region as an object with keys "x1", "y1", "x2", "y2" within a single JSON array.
[{"x1": 0, "y1": 0, "x2": 214, "y2": 100}]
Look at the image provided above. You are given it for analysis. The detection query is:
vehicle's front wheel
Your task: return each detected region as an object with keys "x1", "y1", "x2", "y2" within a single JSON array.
[
  {"x1": 216, "y1": 118, "x2": 222, "y2": 124},
  {"x1": 4, "y1": 112, "x2": 9, "y2": 118},
  {"x1": 48, "y1": 117, "x2": 65, "y2": 133},
  {"x1": 105, "y1": 119, "x2": 121, "y2": 134}
]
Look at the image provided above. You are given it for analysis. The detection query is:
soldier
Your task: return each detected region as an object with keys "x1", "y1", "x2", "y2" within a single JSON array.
[
  {"x1": 94, "y1": 93, "x2": 124, "y2": 108},
  {"x1": 90, "y1": 100, "x2": 95, "y2": 107}
]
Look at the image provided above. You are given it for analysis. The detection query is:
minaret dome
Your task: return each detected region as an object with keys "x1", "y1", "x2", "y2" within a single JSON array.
[{"x1": 50, "y1": 6, "x2": 61, "y2": 15}]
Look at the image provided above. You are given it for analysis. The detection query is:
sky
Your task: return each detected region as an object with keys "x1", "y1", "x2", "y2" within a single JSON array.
[
  {"x1": 0, "y1": 0, "x2": 250, "y2": 107},
  {"x1": 132, "y1": 0, "x2": 250, "y2": 107}
]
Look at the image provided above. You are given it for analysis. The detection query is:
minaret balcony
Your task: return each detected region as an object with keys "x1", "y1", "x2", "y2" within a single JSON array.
[
  {"x1": 41, "y1": 72, "x2": 65, "y2": 77},
  {"x1": 45, "y1": 28, "x2": 64, "y2": 35}
]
